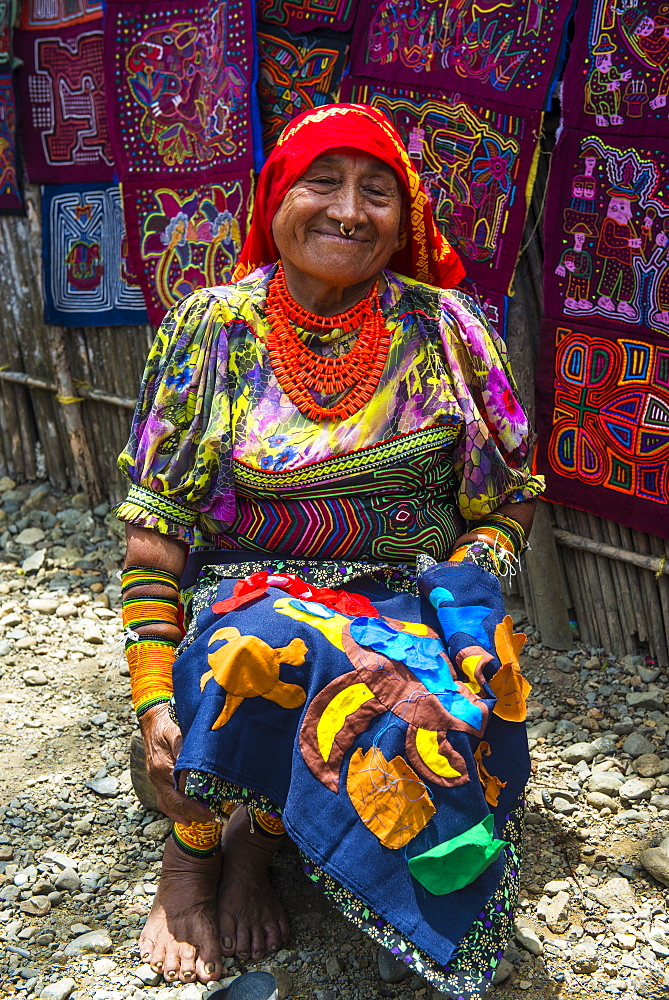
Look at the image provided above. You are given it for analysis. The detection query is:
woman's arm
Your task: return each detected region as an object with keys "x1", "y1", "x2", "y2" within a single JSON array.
[
  {"x1": 124, "y1": 524, "x2": 213, "y2": 825},
  {"x1": 449, "y1": 499, "x2": 536, "y2": 570}
]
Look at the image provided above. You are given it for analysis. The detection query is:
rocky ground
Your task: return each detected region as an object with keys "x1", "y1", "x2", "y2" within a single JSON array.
[{"x1": 0, "y1": 477, "x2": 668, "y2": 1000}]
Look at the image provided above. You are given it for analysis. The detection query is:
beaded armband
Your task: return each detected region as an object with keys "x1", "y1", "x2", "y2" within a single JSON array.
[{"x1": 121, "y1": 566, "x2": 181, "y2": 717}]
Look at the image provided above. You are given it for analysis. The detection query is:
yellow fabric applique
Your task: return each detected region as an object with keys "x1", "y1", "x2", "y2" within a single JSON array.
[
  {"x1": 201, "y1": 626, "x2": 307, "y2": 729},
  {"x1": 316, "y1": 683, "x2": 376, "y2": 762},
  {"x1": 413, "y1": 728, "x2": 463, "y2": 780},
  {"x1": 347, "y1": 746, "x2": 435, "y2": 849},
  {"x1": 273, "y1": 597, "x2": 348, "y2": 651},
  {"x1": 489, "y1": 615, "x2": 531, "y2": 722}
]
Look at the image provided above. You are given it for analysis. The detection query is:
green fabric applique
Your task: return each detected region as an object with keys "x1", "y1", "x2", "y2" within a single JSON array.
[{"x1": 407, "y1": 813, "x2": 509, "y2": 895}]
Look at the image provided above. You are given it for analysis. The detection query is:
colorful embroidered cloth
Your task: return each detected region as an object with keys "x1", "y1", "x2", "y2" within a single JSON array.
[
  {"x1": 0, "y1": 75, "x2": 21, "y2": 213},
  {"x1": 257, "y1": 23, "x2": 350, "y2": 156},
  {"x1": 114, "y1": 267, "x2": 543, "y2": 551},
  {"x1": 349, "y1": 0, "x2": 574, "y2": 111},
  {"x1": 562, "y1": 0, "x2": 669, "y2": 138},
  {"x1": 461, "y1": 280, "x2": 508, "y2": 343},
  {"x1": 42, "y1": 183, "x2": 148, "y2": 326},
  {"x1": 535, "y1": 316, "x2": 669, "y2": 539},
  {"x1": 19, "y1": 0, "x2": 102, "y2": 29},
  {"x1": 172, "y1": 560, "x2": 531, "y2": 997},
  {"x1": 257, "y1": 0, "x2": 357, "y2": 34},
  {"x1": 103, "y1": 0, "x2": 256, "y2": 181},
  {"x1": 543, "y1": 127, "x2": 669, "y2": 341},
  {"x1": 340, "y1": 78, "x2": 541, "y2": 295},
  {"x1": 0, "y1": 0, "x2": 14, "y2": 66},
  {"x1": 121, "y1": 172, "x2": 253, "y2": 325},
  {"x1": 14, "y1": 21, "x2": 113, "y2": 183}
]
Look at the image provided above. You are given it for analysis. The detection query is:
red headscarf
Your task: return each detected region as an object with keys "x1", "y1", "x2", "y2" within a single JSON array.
[{"x1": 233, "y1": 103, "x2": 465, "y2": 288}]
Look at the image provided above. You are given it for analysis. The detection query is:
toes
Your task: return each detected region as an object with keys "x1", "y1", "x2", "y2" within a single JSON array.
[
  {"x1": 219, "y1": 912, "x2": 237, "y2": 957},
  {"x1": 178, "y1": 943, "x2": 198, "y2": 983},
  {"x1": 251, "y1": 925, "x2": 266, "y2": 961},
  {"x1": 163, "y1": 941, "x2": 181, "y2": 981},
  {"x1": 235, "y1": 922, "x2": 252, "y2": 962},
  {"x1": 278, "y1": 915, "x2": 290, "y2": 944},
  {"x1": 196, "y1": 956, "x2": 223, "y2": 983},
  {"x1": 265, "y1": 924, "x2": 283, "y2": 954},
  {"x1": 142, "y1": 935, "x2": 166, "y2": 974}
]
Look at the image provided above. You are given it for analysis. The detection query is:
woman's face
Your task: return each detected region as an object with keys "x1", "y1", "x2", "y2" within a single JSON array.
[{"x1": 271, "y1": 150, "x2": 404, "y2": 292}]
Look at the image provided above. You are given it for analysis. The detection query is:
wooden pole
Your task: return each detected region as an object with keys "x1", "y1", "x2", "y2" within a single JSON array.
[{"x1": 554, "y1": 529, "x2": 669, "y2": 575}]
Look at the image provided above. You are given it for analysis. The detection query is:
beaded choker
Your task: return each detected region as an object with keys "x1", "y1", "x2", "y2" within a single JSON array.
[{"x1": 265, "y1": 264, "x2": 390, "y2": 421}]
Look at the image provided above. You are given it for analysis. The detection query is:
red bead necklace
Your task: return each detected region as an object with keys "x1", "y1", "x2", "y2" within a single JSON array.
[{"x1": 265, "y1": 264, "x2": 391, "y2": 421}]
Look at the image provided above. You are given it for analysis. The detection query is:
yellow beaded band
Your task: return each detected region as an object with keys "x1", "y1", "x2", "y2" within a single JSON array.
[
  {"x1": 172, "y1": 821, "x2": 223, "y2": 857},
  {"x1": 121, "y1": 566, "x2": 180, "y2": 593},
  {"x1": 126, "y1": 638, "x2": 175, "y2": 717},
  {"x1": 122, "y1": 595, "x2": 179, "y2": 631},
  {"x1": 252, "y1": 808, "x2": 286, "y2": 838}
]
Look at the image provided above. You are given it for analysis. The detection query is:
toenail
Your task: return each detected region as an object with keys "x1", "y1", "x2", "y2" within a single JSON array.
[
  {"x1": 204, "y1": 963, "x2": 216, "y2": 975},
  {"x1": 223, "y1": 937, "x2": 233, "y2": 949}
]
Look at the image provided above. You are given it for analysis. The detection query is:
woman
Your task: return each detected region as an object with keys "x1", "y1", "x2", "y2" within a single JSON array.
[{"x1": 116, "y1": 103, "x2": 543, "y2": 997}]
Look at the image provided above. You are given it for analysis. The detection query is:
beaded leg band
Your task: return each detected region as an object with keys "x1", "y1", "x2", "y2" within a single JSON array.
[
  {"x1": 172, "y1": 821, "x2": 223, "y2": 857},
  {"x1": 250, "y1": 807, "x2": 286, "y2": 839}
]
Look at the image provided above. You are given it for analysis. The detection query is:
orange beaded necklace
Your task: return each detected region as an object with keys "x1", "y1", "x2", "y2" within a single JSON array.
[{"x1": 265, "y1": 264, "x2": 391, "y2": 421}]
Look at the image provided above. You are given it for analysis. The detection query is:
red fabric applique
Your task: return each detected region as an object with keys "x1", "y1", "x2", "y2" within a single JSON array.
[{"x1": 212, "y1": 571, "x2": 381, "y2": 618}]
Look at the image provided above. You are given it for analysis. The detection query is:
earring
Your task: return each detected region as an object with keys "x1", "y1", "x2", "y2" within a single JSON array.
[{"x1": 340, "y1": 223, "x2": 356, "y2": 238}]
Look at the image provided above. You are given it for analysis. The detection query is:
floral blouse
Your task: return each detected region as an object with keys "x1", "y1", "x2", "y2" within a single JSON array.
[{"x1": 115, "y1": 266, "x2": 544, "y2": 563}]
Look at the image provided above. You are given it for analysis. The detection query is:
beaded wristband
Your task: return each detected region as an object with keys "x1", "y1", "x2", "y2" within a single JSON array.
[
  {"x1": 122, "y1": 595, "x2": 179, "y2": 631},
  {"x1": 472, "y1": 513, "x2": 527, "y2": 555},
  {"x1": 172, "y1": 820, "x2": 223, "y2": 857},
  {"x1": 450, "y1": 541, "x2": 501, "y2": 576},
  {"x1": 126, "y1": 637, "x2": 176, "y2": 716}
]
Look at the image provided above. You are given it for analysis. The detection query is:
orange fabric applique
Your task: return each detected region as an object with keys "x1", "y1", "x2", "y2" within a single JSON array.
[
  {"x1": 489, "y1": 615, "x2": 531, "y2": 722},
  {"x1": 346, "y1": 746, "x2": 435, "y2": 849},
  {"x1": 474, "y1": 741, "x2": 507, "y2": 807}
]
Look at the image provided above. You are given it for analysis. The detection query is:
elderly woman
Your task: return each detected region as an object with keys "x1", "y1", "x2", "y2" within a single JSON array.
[{"x1": 116, "y1": 103, "x2": 543, "y2": 998}]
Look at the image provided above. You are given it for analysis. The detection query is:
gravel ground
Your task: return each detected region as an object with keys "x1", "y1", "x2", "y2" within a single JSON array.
[{"x1": 0, "y1": 477, "x2": 668, "y2": 1000}]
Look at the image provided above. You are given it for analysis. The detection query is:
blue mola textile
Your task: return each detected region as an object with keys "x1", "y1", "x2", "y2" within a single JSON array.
[{"x1": 173, "y1": 562, "x2": 531, "y2": 975}]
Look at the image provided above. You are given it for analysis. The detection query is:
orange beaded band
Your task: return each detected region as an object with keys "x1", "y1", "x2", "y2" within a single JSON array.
[
  {"x1": 126, "y1": 639, "x2": 175, "y2": 717},
  {"x1": 172, "y1": 821, "x2": 223, "y2": 857},
  {"x1": 253, "y1": 809, "x2": 286, "y2": 838}
]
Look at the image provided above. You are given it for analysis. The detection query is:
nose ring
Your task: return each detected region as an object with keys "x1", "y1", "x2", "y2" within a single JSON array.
[{"x1": 340, "y1": 223, "x2": 356, "y2": 238}]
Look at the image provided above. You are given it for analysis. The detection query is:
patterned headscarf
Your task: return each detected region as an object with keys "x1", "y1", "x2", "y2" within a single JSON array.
[{"x1": 233, "y1": 103, "x2": 465, "y2": 288}]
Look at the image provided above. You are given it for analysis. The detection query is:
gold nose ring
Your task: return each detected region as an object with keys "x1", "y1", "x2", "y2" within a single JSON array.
[{"x1": 340, "y1": 223, "x2": 356, "y2": 237}]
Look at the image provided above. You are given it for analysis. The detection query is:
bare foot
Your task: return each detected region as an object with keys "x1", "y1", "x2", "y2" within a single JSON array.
[
  {"x1": 139, "y1": 834, "x2": 223, "y2": 983},
  {"x1": 218, "y1": 806, "x2": 290, "y2": 962}
]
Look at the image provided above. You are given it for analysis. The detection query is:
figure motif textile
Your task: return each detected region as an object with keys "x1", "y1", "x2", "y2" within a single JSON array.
[
  {"x1": 543, "y1": 129, "x2": 669, "y2": 339},
  {"x1": 535, "y1": 318, "x2": 669, "y2": 539},
  {"x1": 341, "y1": 77, "x2": 541, "y2": 295},
  {"x1": 562, "y1": 0, "x2": 669, "y2": 137},
  {"x1": 0, "y1": 75, "x2": 21, "y2": 212},
  {"x1": 0, "y1": 0, "x2": 14, "y2": 66},
  {"x1": 42, "y1": 183, "x2": 148, "y2": 326},
  {"x1": 14, "y1": 20, "x2": 113, "y2": 183},
  {"x1": 19, "y1": 0, "x2": 102, "y2": 29},
  {"x1": 104, "y1": 0, "x2": 255, "y2": 180},
  {"x1": 121, "y1": 173, "x2": 252, "y2": 324},
  {"x1": 257, "y1": 0, "x2": 356, "y2": 33},
  {"x1": 257, "y1": 22, "x2": 350, "y2": 156},
  {"x1": 349, "y1": 0, "x2": 574, "y2": 111}
]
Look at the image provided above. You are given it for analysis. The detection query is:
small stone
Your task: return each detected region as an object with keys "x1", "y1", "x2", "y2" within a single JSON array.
[
  {"x1": 639, "y1": 666, "x2": 661, "y2": 683},
  {"x1": 315, "y1": 993, "x2": 337, "y2": 1000},
  {"x1": 571, "y1": 940, "x2": 598, "y2": 973},
  {"x1": 555, "y1": 655, "x2": 575, "y2": 673},
  {"x1": 620, "y1": 777, "x2": 655, "y2": 802},
  {"x1": 130, "y1": 964, "x2": 162, "y2": 986},
  {"x1": 551, "y1": 796, "x2": 577, "y2": 815},
  {"x1": 491, "y1": 958, "x2": 513, "y2": 985},
  {"x1": 47, "y1": 891, "x2": 63, "y2": 906},
  {"x1": 40, "y1": 979, "x2": 76, "y2": 1000},
  {"x1": 69, "y1": 923, "x2": 91, "y2": 935},
  {"x1": 560, "y1": 742, "x2": 598, "y2": 764},
  {"x1": 537, "y1": 891, "x2": 570, "y2": 933},
  {"x1": 89, "y1": 712, "x2": 108, "y2": 726},
  {"x1": 651, "y1": 793, "x2": 669, "y2": 810},
  {"x1": 588, "y1": 772, "x2": 624, "y2": 796},
  {"x1": 593, "y1": 878, "x2": 636, "y2": 912},
  {"x1": 514, "y1": 924, "x2": 543, "y2": 955},
  {"x1": 92, "y1": 959, "x2": 115, "y2": 975},
  {"x1": 22, "y1": 669, "x2": 48, "y2": 686},
  {"x1": 55, "y1": 602, "x2": 78, "y2": 618},
  {"x1": 178, "y1": 986, "x2": 202, "y2": 1000},
  {"x1": 73, "y1": 820, "x2": 92, "y2": 835},
  {"x1": 54, "y1": 869, "x2": 81, "y2": 892},
  {"x1": 20, "y1": 895, "x2": 51, "y2": 917},
  {"x1": 634, "y1": 754, "x2": 664, "y2": 777},
  {"x1": 85, "y1": 776, "x2": 118, "y2": 798},
  {"x1": 516, "y1": 981, "x2": 532, "y2": 991},
  {"x1": 218, "y1": 972, "x2": 280, "y2": 999},
  {"x1": 636, "y1": 970, "x2": 669, "y2": 999},
  {"x1": 623, "y1": 733, "x2": 656, "y2": 758},
  {"x1": 377, "y1": 949, "x2": 411, "y2": 983},
  {"x1": 543, "y1": 880, "x2": 571, "y2": 895},
  {"x1": 640, "y1": 848, "x2": 669, "y2": 888},
  {"x1": 27, "y1": 597, "x2": 60, "y2": 615},
  {"x1": 15, "y1": 527, "x2": 45, "y2": 546},
  {"x1": 527, "y1": 721, "x2": 556, "y2": 738},
  {"x1": 143, "y1": 817, "x2": 173, "y2": 841},
  {"x1": 63, "y1": 929, "x2": 112, "y2": 956},
  {"x1": 626, "y1": 690, "x2": 665, "y2": 713},
  {"x1": 325, "y1": 955, "x2": 344, "y2": 976},
  {"x1": 0, "y1": 845, "x2": 14, "y2": 860},
  {"x1": 587, "y1": 792, "x2": 617, "y2": 811},
  {"x1": 22, "y1": 549, "x2": 46, "y2": 573},
  {"x1": 42, "y1": 851, "x2": 78, "y2": 870}
]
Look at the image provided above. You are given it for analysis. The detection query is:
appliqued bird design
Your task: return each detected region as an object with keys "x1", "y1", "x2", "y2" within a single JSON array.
[{"x1": 201, "y1": 625, "x2": 307, "y2": 729}]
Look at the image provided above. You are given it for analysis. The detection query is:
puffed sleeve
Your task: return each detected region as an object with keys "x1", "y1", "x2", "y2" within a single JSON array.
[
  {"x1": 438, "y1": 290, "x2": 545, "y2": 522},
  {"x1": 114, "y1": 289, "x2": 238, "y2": 544}
]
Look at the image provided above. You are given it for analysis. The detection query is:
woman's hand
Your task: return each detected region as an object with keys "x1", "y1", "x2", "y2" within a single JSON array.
[{"x1": 139, "y1": 703, "x2": 214, "y2": 825}]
